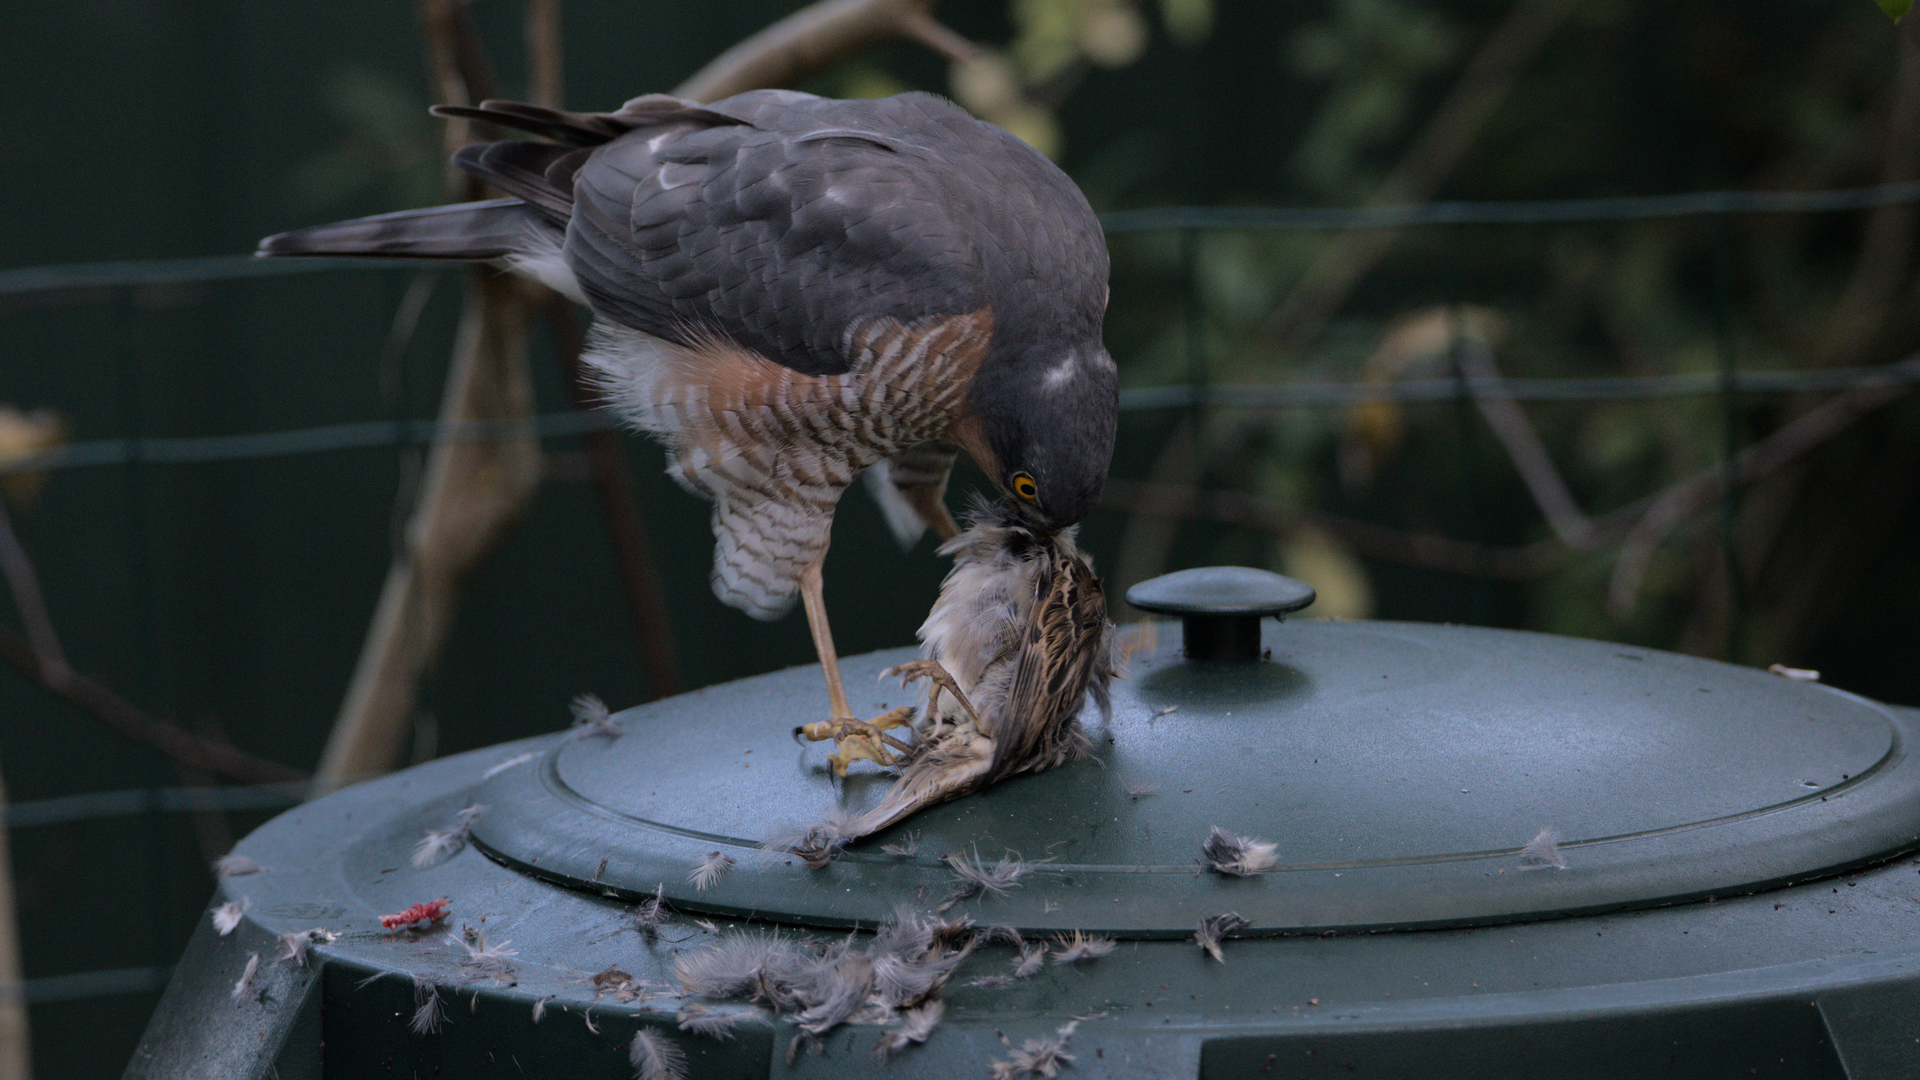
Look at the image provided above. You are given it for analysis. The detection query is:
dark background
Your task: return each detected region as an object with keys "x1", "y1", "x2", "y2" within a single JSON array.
[{"x1": 3, "y1": 1, "x2": 1917, "y2": 1074}]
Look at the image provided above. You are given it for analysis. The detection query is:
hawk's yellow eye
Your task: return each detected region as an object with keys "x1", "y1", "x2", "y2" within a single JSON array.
[{"x1": 1011, "y1": 472, "x2": 1039, "y2": 501}]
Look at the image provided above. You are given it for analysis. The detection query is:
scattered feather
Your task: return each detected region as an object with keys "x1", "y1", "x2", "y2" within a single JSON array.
[
  {"x1": 410, "y1": 830, "x2": 464, "y2": 869},
  {"x1": 1125, "y1": 782, "x2": 1159, "y2": 800},
  {"x1": 482, "y1": 750, "x2": 540, "y2": 778},
  {"x1": 674, "y1": 931, "x2": 800, "y2": 999},
  {"x1": 1518, "y1": 827, "x2": 1568, "y2": 871},
  {"x1": 990, "y1": 1019, "x2": 1080, "y2": 1078},
  {"x1": 674, "y1": 907, "x2": 980, "y2": 1039},
  {"x1": 1200, "y1": 826, "x2": 1279, "y2": 876},
  {"x1": 276, "y1": 927, "x2": 336, "y2": 967},
  {"x1": 410, "y1": 974, "x2": 447, "y2": 1035},
  {"x1": 531, "y1": 995, "x2": 552, "y2": 1023},
  {"x1": 794, "y1": 953, "x2": 875, "y2": 1034},
  {"x1": 1012, "y1": 944, "x2": 1049, "y2": 979},
  {"x1": 230, "y1": 952, "x2": 261, "y2": 1003},
  {"x1": 874, "y1": 1000, "x2": 945, "y2": 1062},
  {"x1": 787, "y1": 1032, "x2": 820, "y2": 1064},
  {"x1": 880, "y1": 831, "x2": 921, "y2": 858},
  {"x1": 979, "y1": 924, "x2": 1025, "y2": 948},
  {"x1": 213, "y1": 854, "x2": 266, "y2": 878},
  {"x1": 939, "y1": 850, "x2": 1035, "y2": 910},
  {"x1": 629, "y1": 1028, "x2": 688, "y2": 1080},
  {"x1": 381, "y1": 897, "x2": 451, "y2": 931},
  {"x1": 583, "y1": 1009, "x2": 600, "y2": 1034},
  {"x1": 677, "y1": 1003, "x2": 761, "y2": 1040},
  {"x1": 569, "y1": 693, "x2": 621, "y2": 741},
  {"x1": 764, "y1": 807, "x2": 860, "y2": 869},
  {"x1": 212, "y1": 896, "x2": 251, "y2": 936},
  {"x1": 451, "y1": 925, "x2": 519, "y2": 983},
  {"x1": 871, "y1": 938, "x2": 972, "y2": 1009},
  {"x1": 632, "y1": 885, "x2": 672, "y2": 943},
  {"x1": 1194, "y1": 912, "x2": 1250, "y2": 963},
  {"x1": 1768, "y1": 663, "x2": 1820, "y2": 682},
  {"x1": 968, "y1": 974, "x2": 1018, "y2": 990},
  {"x1": 1153, "y1": 705, "x2": 1179, "y2": 717},
  {"x1": 1050, "y1": 930, "x2": 1116, "y2": 965},
  {"x1": 689, "y1": 852, "x2": 734, "y2": 891},
  {"x1": 412, "y1": 803, "x2": 486, "y2": 869}
]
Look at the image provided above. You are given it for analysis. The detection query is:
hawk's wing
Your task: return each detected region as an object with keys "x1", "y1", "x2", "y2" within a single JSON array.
[{"x1": 448, "y1": 90, "x2": 1025, "y2": 377}]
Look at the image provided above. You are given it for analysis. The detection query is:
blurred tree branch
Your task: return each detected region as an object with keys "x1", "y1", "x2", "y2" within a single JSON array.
[
  {"x1": 1606, "y1": 351, "x2": 1920, "y2": 617},
  {"x1": 0, "y1": 627, "x2": 306, "y2": 786},
  {"x1": 1822, "y1": 13, "x2": 1920, "y2": 365},
  {"x1": 0, "y1": 760, "x2": 24, "y2": 1080},
  {"x1": 0, "y1": 500, "x2": 305, "y2": 785},
  {"x1": 1104, "y1": 352, "x2": 1920, "y2": 600},
  {"x1": 674, "y1": 0, "x2": 970, "y2": 102},
  {"x1": 1263, "y1": 0, "x2": 1579, "y2": 351},
  {"x1": 1454, "y1": 330, "x2": 1595, "y2": 547}
]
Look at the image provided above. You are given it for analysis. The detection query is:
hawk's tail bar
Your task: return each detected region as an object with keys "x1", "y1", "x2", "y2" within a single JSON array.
[{"x1": 255, "y1": 198, "x2": 541, "y2": 261}]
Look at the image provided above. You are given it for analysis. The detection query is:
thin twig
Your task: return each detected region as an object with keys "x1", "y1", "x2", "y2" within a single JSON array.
[
  {"x1": 0, "y1": 760, "x2": 29, "y2": 1080},
  {"x1": 0, "y1": 499, "x2": 68, "y2": 687},
  {"x1": 0, "y1": 626, "x2": 306, "y2": 785},
  {"x1": 1105, "y1": 351, "x2": 1920, "y2": 593},
  {"x1": 1112, "y1": 416, "x2": 1206, "y2": 615},
  {"x1": 1820, "y1": 14, "x2": 1920, "y2": 366},
  {"x1": 525, "y1": 0, "x2": 563, "y2": 110},
  {"x1": 672, "y1": 0, "x2": 961, "y2": 101},
  {"x1": 900, "y1": 10, "x2": 981, "y2": 63},
  {"x1": 1102, "y1": 477, "x2": 1566, "y2": 580},
  {"x1": 1264, "y1": 0, "x2": 1580, "y2": 349},
  {"x1": 1606, "y1": 351, "x2": 1920, "y2": 617},
  {"x1": 1453, "y1": 337, "x2": 1595, "y2": 546}
]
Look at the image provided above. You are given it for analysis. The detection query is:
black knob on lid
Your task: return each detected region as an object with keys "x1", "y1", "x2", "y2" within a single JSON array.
[{"x1": 1125, "y1": 567, "x2": 1316, "y2": 662}]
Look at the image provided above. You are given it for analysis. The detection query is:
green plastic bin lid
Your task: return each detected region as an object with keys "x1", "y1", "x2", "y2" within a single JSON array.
[{"x1": 470, "y1": 573, "x2": 1920, "y2": 937}]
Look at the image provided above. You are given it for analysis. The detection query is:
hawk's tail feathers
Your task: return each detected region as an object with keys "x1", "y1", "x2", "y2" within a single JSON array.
[{"x1": 256, "y1": 198, "x2": 543, "y2": 261}]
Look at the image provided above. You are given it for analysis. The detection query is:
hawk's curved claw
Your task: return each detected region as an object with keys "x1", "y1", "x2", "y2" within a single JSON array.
[{"x1": 797, "y1": 707, "x2": 917, "y2": 775}]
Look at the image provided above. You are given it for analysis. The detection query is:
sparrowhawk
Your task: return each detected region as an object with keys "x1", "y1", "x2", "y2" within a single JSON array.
[{"x1": 259, "y1": 89, "x2": 1118, "y2": 749}]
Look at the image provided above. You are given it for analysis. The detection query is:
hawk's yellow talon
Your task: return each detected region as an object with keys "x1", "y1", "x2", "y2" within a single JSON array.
[{"x1": 800, "y1": 709, "x2": 918, "y2": 774}]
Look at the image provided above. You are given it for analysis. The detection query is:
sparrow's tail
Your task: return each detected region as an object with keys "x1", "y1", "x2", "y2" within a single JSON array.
[{"x1": 255, "y1": 198, "x2": 543, "y2": 261}]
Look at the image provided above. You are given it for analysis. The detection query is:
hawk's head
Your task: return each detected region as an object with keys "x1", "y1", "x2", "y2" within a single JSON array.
[{"x1": 961, "y1": 339, "x2": 1118, "y2": 533}]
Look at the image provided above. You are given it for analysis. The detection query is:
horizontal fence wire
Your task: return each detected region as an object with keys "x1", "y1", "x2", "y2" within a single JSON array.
[
  {"x1": 10, "y1": 966, "x2": 172, "y2": 1006},
  {"x1": 1096, "y1": 179, "x2": 1920, "y2": 231},
  {"x1": 4, "y1": 360, "x2": 1918, "y2": 477},
  {"x1": 0, "y1": 411, "x2": 616, "y2": 476},
  {"x1": 5, "y1": 783, "x2": 311, "y2": 829},
  {"x1": 3, "y1": 181, "x2": 1918, "y2": 307}
]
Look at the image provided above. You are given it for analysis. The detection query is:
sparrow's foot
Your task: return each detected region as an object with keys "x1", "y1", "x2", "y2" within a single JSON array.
[{"x1": 883, "y1": 659, "x2": 983, "y2": 725}]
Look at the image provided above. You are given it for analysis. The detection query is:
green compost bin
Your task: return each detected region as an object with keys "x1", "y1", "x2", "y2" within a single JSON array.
[{"x1": 127, "y1": 569, "x2": 1920, "y2": 1078}]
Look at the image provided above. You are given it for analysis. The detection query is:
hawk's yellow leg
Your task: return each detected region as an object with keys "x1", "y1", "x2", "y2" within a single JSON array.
[
  {"x1": 795, "y1": 554, "x2": 917, "y2": 773},
  {"x1": 798, "y1": 555, "x2": 852, "y2": 722}
]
